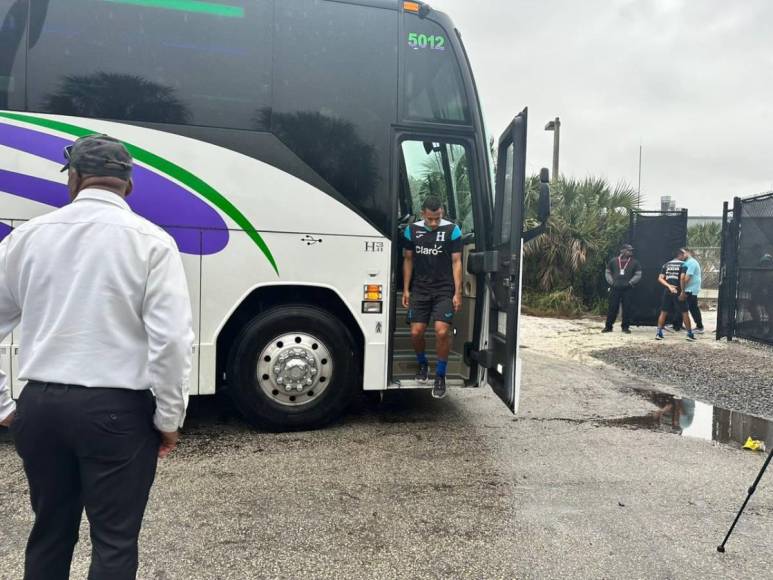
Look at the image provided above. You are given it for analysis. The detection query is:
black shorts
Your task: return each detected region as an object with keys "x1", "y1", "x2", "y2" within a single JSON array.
[
  {"x1": 661, "y1": 289, "x2": 689, "y2": 314},
  {"x1": 408, "y1": 291, "x2": 454, "y2": 325}
]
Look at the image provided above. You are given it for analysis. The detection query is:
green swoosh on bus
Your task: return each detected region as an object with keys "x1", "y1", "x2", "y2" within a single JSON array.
[{"x1": 0, "y1": 111, "x2": 279, "y2": 275}]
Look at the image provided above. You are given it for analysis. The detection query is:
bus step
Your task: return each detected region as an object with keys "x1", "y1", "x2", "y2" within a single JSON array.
[
  {"x1": 391, "y1": 351, "x2": 464, "y2": 378},
  {"x1": 389, "y1": 378, "x2": 465, "y2": 389}
]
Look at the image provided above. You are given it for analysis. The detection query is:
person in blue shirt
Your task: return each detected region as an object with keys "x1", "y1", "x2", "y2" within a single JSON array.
[{"x1": 681, "y1": 248, "x2": 704, "y2": 333}]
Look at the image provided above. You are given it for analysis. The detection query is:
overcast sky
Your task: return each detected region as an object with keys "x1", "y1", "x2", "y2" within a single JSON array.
[{"x1": 436, "y1": 0, "x2": 773, "y2": 215}]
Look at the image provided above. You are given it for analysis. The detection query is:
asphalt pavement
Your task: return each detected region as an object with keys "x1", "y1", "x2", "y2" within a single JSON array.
[{"x1": 1, "y1": 348, "x2": 772, "y2": 579}]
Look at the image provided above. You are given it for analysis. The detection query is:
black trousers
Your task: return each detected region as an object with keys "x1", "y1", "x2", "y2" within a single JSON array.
[
  {"x1": 11, "y1": 382, "x2": 159, "y2": 580},
  {"x1": 686, "y1": 292, "x2": 703, "y2": 329},
  {"x1": 605, "y1": 287, "x2": 632, "y2": 330}
]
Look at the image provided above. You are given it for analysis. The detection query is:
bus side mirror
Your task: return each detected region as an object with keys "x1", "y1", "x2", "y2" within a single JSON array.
[{"x1": 538, "y1": 167, "x2": 551, "y2": 224}]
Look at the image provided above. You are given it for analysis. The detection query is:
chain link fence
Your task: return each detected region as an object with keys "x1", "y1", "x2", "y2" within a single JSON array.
[{"x1": 717, "y1": 192, "x2": 773, "y2": 344}]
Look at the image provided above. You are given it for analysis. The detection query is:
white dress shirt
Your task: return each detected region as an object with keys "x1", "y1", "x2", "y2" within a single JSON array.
[{"x1": 0, "y1": 188, "x2": 194, "y2": 432}]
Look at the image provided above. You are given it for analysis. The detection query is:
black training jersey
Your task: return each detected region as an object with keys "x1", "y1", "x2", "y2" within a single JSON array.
[
  {"x1": 404, "y1": 219, "x2": 463, "y2": 294},
  {"x1": 661, "y1": 259, "x2": 686, "y2": 288}
]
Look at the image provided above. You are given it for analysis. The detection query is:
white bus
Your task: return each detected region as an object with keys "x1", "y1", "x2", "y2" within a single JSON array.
[{"x1": 0, "y1": 0, "x2": 549, "y2": 430}]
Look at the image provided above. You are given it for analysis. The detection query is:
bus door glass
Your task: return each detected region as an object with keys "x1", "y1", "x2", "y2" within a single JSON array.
[
  {"x1": 470, "y1": 110, "x2": 529, "y2": 413},
  {"x1": 395, "y1": 139, "x2": 477, "y2": 383}
]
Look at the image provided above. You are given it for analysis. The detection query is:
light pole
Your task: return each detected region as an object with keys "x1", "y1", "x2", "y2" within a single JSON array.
[
  {"x1": 544, "y1": 117, "x2": 560, "y2": 181},
  {"x1": 637, "y1": 144, "x2": 643, "y2": 208}
]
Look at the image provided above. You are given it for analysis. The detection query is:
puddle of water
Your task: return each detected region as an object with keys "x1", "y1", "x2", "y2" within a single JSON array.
[{"x1": 601, "y1": 389, "x2": 773, "y2": 449}]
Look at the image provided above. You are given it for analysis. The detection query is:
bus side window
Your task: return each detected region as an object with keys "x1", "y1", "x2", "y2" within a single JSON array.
[
  {"x1": 27, "y1": 0, "x2": 272, "y2": 130},
  {"x1": 0, "y1": 0, "x2": 27, "y2": 111}
]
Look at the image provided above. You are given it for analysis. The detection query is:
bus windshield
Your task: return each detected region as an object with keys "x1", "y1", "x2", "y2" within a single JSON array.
[{"x1": 403, "y1": 12, "x2": 470, "y2": 124}]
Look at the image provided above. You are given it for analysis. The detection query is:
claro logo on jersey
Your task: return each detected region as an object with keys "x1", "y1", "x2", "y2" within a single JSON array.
[{"x1": 416, "y1": 245, "x2": 443, "y2": 256}]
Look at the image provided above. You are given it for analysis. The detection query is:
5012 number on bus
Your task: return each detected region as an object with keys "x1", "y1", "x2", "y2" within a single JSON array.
[{"x1": 408, "y1": 33, "x2": 446, "y2": 51}]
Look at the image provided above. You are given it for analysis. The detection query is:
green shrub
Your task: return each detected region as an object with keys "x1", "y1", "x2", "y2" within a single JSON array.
[
  {"x1": 523, "y1": 288, "x2": 585, "y2": 318},
  {"x1": 523, "y1": 175, "x2": 637, "y2": 312},
  {"x1": 687, "y1": 222, "x2": 721, "y2": 247}
]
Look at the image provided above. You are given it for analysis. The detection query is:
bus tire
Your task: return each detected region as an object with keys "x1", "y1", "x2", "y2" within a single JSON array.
[{"x1": 227, "y1": 305, "x2": 358, "y2": 431}]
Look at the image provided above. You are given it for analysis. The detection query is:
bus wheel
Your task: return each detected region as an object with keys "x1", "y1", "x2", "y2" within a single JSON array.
[{"x1": 227, "y1": 305, "x2": 357, "y2": 431}]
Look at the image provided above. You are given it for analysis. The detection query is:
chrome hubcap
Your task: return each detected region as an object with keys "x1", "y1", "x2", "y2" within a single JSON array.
[{"x1": 256, "y1": 333, "x2": 333, "y2": 407}]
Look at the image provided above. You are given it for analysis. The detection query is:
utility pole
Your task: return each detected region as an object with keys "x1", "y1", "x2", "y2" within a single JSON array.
[
  {"x1": 544, "y1": 117, "x2": 560, "y2": 181},
  {"x1": 637, "y1": 144, "x2": 642, "y2": 208}
]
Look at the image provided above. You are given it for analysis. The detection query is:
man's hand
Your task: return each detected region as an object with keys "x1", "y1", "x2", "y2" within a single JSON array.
[
  {"x1": 453, "y1": 292, "x2": 462, "y2": 313},
  {"x1": 679, "y1": 292, "x2": 687, "y2": 302},
  {"x1": 402, "y1": 291, "x2": 410, "y2": 309},
  {"x1": 0, "y1": 411, "x2": 15, "y2": 428},
  {"x1": 158, "y1": 430, "x2": 180, "y2": 458},
  {"x1": 669, "y1": 285, "x2": 678, "y2": 295}
]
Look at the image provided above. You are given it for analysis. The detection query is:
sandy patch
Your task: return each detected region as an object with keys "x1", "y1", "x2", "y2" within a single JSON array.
[{"x1": 519, "y1": 310, "x2": 721, "y2": 366}]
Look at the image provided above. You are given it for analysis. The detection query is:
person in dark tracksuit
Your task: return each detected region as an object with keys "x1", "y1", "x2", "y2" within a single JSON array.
[
  {"x1": 402, "y1": 196, "x2": 463, "y2": 399},
  {"x1": 656, "y1": 249, "x2": 696, "y2": 341},
  {"x1": 0, "y1": 135, "x2": 193, "y2": 580},
  {"x1": 603, "y1": 244, "x2": 642, "y2": 333}
]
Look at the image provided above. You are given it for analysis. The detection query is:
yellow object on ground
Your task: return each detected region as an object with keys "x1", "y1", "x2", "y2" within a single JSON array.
[{"x1": 742, "y1": 437, "x2": 766, "y2": 452}]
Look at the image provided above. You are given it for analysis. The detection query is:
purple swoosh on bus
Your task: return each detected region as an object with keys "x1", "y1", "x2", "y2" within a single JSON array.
[
  {"x1": 0, "y1": 222, "x2": 11, "y2": 242},
  {"x1": 0, "y1": 122, "x2": 228, "y2": 255}
]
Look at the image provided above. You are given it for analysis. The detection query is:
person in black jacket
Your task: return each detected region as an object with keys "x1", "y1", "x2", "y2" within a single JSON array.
[{"x1": 602, "y1": 244, "x2": 642, "y2": 333}]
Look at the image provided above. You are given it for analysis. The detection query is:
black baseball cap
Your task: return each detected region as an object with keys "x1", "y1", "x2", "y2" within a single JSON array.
[
  {"x1": 621, "y1": 244, "x2": 635, "y2": 252},
  {"x1": 61, "y1": 134, "x2": 133, "y2": 181}
]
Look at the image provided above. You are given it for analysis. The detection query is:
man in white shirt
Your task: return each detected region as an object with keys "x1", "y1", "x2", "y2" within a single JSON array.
[{"x1": 0, "y1": 134, "x2": 193, "y2": 580}]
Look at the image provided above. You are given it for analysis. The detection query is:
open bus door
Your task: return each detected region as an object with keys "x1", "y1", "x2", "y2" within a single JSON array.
[{"x1": 468, "y1": 108, "x2": 550, "y2": 413}]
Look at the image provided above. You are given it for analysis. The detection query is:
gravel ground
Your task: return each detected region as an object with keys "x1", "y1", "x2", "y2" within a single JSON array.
[
  {"x1": 1, "y1": 319, "x2": 773, "y2": 578},
  {"x1": 593, "y1": 338, "x2": 773, "y2": 419}
]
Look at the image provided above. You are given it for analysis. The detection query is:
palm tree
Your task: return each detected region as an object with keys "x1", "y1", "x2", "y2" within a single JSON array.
[
  {"x1": 524, "y1": 176, "x2": 638, "y2": 300},
  {"x1": 687, "y1": 222, "x2": 722, "y2": 247},
  {"x1": 414, "y1": 149, "x2": 474, "y2": 230}
]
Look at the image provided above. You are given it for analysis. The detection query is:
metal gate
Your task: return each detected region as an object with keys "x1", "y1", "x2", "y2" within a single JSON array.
[
  {"x1": 627, "y1": 210, "x2": 688, "y2": 326},
  {"x1": 717, "y1": 193, "x2": 773, "y2": 345}
]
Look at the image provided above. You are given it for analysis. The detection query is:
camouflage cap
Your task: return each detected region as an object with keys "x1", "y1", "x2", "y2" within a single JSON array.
[{"x1": 61, "y1": 134, "x2": 133, "y2": 181}]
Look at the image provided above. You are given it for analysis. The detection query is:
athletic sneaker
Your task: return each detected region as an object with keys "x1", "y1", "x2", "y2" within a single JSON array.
[
  {"x1": 694, "y1": 327, "x2": 705, "y2": 334},
  {"x1": 622, "y1": 328, "x2": 631, "y2": 334},
  {"x1": 686, "y1": 332, "x2": 697, "y2": 342},
  {"x1": 665, "y1": 325, "x2": 681, "y2": 333},
  {"x1": 415, "y1": 363, "x2": 429, "y2": 384},
  {"x1": 432, "y1": 375, "x2": 447, "y2": 399},
  {"x1": 656, "y1": 329, "x2": 664, "y2": 341},
  {"x1": 601, "y1": 328, "x2": 613, "y2": 333}
]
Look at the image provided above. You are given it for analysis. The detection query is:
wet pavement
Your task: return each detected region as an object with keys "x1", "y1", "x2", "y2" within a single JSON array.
[
  {"x1": 600, "y1": 389, "x2": 773, "y2": 450},
  {"x1": 1, "y1": 349, "x2": 772, "y2": 579}
]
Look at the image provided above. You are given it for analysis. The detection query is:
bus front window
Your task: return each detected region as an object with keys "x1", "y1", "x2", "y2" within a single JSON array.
[{"x1": 403, "y1": 14, "x2": 470, "y2": 124}]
